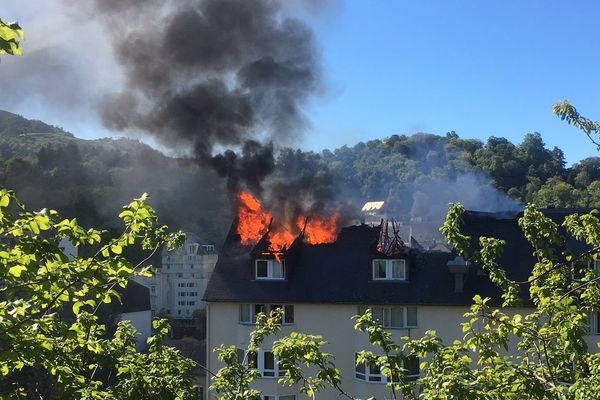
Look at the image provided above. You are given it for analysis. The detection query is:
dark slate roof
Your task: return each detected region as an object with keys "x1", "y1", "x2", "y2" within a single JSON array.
[
  {"x1": 111, "y1": 280, "x2": 151, "y2": 314},
  {"x1": 203, "y1": 208, "x2": 595, "y2": 306}
]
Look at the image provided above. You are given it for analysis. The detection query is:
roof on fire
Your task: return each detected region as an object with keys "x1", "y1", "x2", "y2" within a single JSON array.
[{"x1": 203, "y1": 208, "x2": 593, "y2": 306}]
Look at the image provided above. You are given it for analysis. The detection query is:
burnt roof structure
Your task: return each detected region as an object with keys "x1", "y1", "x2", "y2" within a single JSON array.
[{"x1": 203, "y1": 208, "x2": 594, "y2": 307}]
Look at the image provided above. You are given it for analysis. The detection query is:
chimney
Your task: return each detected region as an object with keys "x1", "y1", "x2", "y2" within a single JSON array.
[{"x1": 447, "y1": 256, "x2": 470, "y2": 293}]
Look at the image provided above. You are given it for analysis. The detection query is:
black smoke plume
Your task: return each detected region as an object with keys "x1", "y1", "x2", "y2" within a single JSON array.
[{"x1": 93, "y1": 0, "x2": 323, "y2": 195}]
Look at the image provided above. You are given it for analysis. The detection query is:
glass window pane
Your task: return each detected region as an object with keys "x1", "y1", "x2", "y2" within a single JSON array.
[
  {"x1": 240, "y1": 304, "x2": 252, "y2": 322},
  {"x1": 392, "y1": 260, "x2": 406, "y2": 279},
  {"x1": 272, "y1": 261, "x2": 284, "y2": 278},
  {"x1": 371, "y1": 307, "x2": 384, "y2": 324},
  {"x1": 368, "y1": 361, "x2": 381, "y2": 381},
  {"x1": 270, "y1": 304, "x2": 282, "y2": 323},
  {"x1": 256, "y1": 260, "x2": 268, "y2": 278},
  {"x1": 373, "y1": 260, "x2": 387, "y2": 278},
  {"x1": 237, "y1": 348, "x2": 245, "y2": 363},
  {"x1": 355, "y1": 353, "x2": 366, "y2": 379},
  {"x1": 264, "y1": 351, "x2": 275, "y2": 369},
  {"x1": 594, "y1": 260, "x2": 600, "y2": 274},
  {"x1": 355, "y1": 354, "x2": 365, "y2": 373},
  {"x1": 249, "y1": 352, "x2": 257, "y2": 368},
  {"x1": 279, "y1": 396, "x2": 296, "y2": 400},
  {"x1": 406, "y1": 306, "x2": 418, "y2": 327},
  {"x1": 390, "y1": 307, "x2": 404, "y2": 328},
  {"x1": 284, "y1": 305, "x2": 294, "y2": 324},
  {"x1": 404, "y1": 356, "x2": 420, "y2": 379},
  {"x1": 254, "y1": 304, "x2": 266, "y2": 323}
]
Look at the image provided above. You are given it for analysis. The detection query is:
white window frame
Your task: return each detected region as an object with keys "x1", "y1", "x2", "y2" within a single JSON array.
[
  {"x1": 257, "y1": 350, "x2": 286, "y2": 378},
  {"x1": 372, "y1": 259, "x2": 406, "y2": 280},
  {"x1": 358, "y1": 306, "x2": 417, "y2": 328},
  {"x1": 355, "y1": 353, "x2": 419, "y2": 383},
  {"x1": 255, "y1": 259, "x2": 285, "y2": 280},
  {"x1": 239, "y1": 304, "x2": 294, "y2": 325}
]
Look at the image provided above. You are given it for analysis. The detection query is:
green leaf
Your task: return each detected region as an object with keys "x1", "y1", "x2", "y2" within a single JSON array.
[
  {"x1": 0, "y1": 194, "x2": 9, "y2": 207},
  {"x1": 111, "y1": 244, "x2": 122, "y2": 254},
  {"x1": 8, "y1": 265, "x2": 26, "y2": 277},
  {"x1": 73, "y1": 300, "x2": 84, "y2": 314}
]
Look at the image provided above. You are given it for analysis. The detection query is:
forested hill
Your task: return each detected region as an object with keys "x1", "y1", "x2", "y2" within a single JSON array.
[
  {"x1": 0, "y1": 110, "x2": 231, "y2": 242},
  {"x1": 1, "y1": 110, "x2": 599, "y2": 244}
]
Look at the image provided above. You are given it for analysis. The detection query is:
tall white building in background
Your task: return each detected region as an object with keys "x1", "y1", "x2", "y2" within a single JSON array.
[{"x1": 139, "y1": 232, "x2": 218, "y2": 324}]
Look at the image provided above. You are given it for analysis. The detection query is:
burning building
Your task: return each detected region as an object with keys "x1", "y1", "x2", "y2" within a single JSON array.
[{"x1": 203, "y1": 207, "x2": 600, "y2": 399}]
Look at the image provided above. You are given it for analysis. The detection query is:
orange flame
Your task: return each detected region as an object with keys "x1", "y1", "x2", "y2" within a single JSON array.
[
  {"x1": 236, "y1": 191, "x2": 340, "y2": 252},
  {"x1": 236, "y1": 192, "x2": 271, "y2": 245},
  {"x1": 267, "y1": 224, "x2": 296, "y2": 253},
  {"x1": 297, "y1": 213, "x2": 339, "y2": 244}
]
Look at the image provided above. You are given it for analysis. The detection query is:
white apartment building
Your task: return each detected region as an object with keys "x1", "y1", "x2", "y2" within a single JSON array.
[
  {"x1": 139, "y1": 233, "x2": 218, "y2": 322},
  {"x1": 203, "y1": 208, "x2": 600, "y2": 400}
]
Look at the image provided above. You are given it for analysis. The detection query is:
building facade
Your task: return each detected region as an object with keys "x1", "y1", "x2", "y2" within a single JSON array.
[
  {"x1": 139, "y1": 233, "x2": 218, "y2": 322},
  {"x1": 204, "y1": 209, "x2": 598, "y2": 399}
]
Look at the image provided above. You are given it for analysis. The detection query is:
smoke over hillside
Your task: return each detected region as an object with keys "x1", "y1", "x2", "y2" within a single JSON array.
[
  {"x1": 90, "y1": 0, "x2": 324, "y2": 196},
  {"x1": 0, "y1": 2, "x2": 527, "y2": 243}
]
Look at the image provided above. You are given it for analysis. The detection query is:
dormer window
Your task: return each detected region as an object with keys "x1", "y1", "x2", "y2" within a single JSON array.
[
  {"x1": 255, "y1": 259, "x2": 285, "y2": 280},
  {"x1": 372, "y1": 259, "x2": 406, "y2": 280}
]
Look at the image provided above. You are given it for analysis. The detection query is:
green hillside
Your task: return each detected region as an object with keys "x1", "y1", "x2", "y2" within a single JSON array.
[
  {"x1": 0, "y1": 111, "x2": 231, "y2": 243},
  {"x1": 1, "y1": 110, "x2": 599, "y2": 246}
]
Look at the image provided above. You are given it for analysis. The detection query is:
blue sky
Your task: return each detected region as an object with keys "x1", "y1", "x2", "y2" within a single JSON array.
[
  {"x1": 303, "y1": 1, "x2": 600, "y2": 165},
  {"x1": 2, "y1": 1, "x2": 600, "y2": 165}
]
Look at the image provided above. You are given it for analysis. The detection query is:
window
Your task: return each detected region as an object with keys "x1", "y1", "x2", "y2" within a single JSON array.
[
  {"x1": 187, "y1": 301, "x2": 195, "y2": 306},
  {"x1": 239, "y1": 304, "x2": 294, "y2": 324},
  {"x1": 178, "y1": 291, "x2": 186, "y2": 297},
  {"x1": 355, "y1": 353, "x2": 419, "y2": 382},
  {"x1": 237, "y1": 348, "x2": 284, "y2": 378},
  {"x1": 284, "y1": 305, "x2": 294, "y2": 324},
  {"x1": 150, "y1": 286, "x2": 156, "y2": 293},
  {"x1": 403, "y1": 355, "x2": 420, "y2": 380},
  {"x1": 177, "y1": 310, "x2": 181, "y2": 315},
  {"x1": 240, "y1": 304, "x2": 252, "y2": 324},
  {"x1": 189, "y1": 292, "x2": 198, "y2": 297},
  {"x1": 178, "y1": 273, "x2": 183, "y2": 278},
  {"x1": 358, "y1": 306, "x2": 417, "y2": 328},
  {"x1": 262, "y1": 396, "x2": 295, "y2": 400},
  {"x1": 594, "y1": 260, "x2": 600, "y2": 274},
  {"x1": 263, "y1": 351, "x2": 275, "y2": 377},
  {"x1": 372, "y1": 259, "x2": 406, "y2": 280},
  {"x1": 259, "y1": 351, "x2": 285, "y2": 378},
  {"x1": 255, "y1": 259, "x2": 285, "y2": 280},
  {"x1": 237, "y1": 348, "x2": 257, "y2": 367},
  {"x1": 203, "y1": 244, "x2": 215, "y2": 252},
  {"x1": 178, "y1": 301, "x2": 185, "y2": 306}
]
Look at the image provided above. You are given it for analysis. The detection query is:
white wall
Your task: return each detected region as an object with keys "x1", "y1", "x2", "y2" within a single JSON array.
[
  {"x1": 206, "y1": 302, "x2": 543, "y2": 400},
  {"x1": 119, "y1": 310, "x2": 152, "y2": 351}
]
